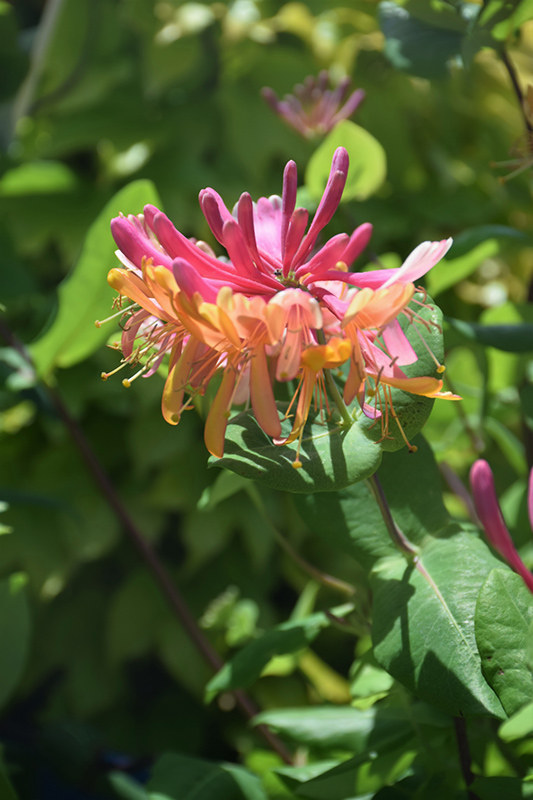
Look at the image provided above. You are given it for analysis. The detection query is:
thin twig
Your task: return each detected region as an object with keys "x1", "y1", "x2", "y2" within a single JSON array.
[
  {"x1": 0, "y1": 318, "x2": 293, "y2": 765},
  {"x1": 453, "y1": 717, "x2": 480, "y2": 800},
  {"x1": 439, "y1": 461, "x2": 481, "y2": 525},
  {"x1": 500, "y1": 48, "x2": 533, "y2": 137},
  {"x1": 366, "y1": 473, "x2": 418, "y2": 558},
  {"x1": 248, "y1": 487, "x2": 356, "y2": 598}
]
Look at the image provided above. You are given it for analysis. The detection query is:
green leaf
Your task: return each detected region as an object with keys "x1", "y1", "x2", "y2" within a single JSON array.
[
  {"x1": 197, "y1": 471, "x2": 252, "y2": 511},
  {"x1": 253, "y1": 705, "x2": 413, "y2": 754},
  {"x1": 0, "y1": 161, "x2": 79, "y2": 196},
  {"x1": 470, "y1": 776, "x2": 533, "y2": 800},
  {"x1": 212, "y1": 404, "x2": 383, "y2": 493},
  {"x1": 372, "y1": 534, "x2": 505, "y2": 717},
  {"x1": 0, "y1": 573, "x2": 31, "y2": 711},
  {"x1": 277, "y1": 745, "x2": 417, "y2": 800},
  {"x1": 109, "y1": 772, "x2": 151, "y2": 800},
  {"x1": 295, "y1": 434, "x2": 449, "y2": 570},
  {"x1": 30, "y1": 180, "x2": 162, "y2": 377},
  {"x1": 204, "y1": 603, "x2": 354, "y2": 702},
  {"x1": 498, "y1": 700, "x2": 533, "y2": 741},
  {"x1": 147, "y1": 753, "x2": 267, "y2": 800},
  {"x1": 379, "y1": 1, "x2": 465, "y2": 79},
  {"x1": 305, "y1": 120, "x2": 387, "y2": 202},
  {"x1": 445, "y1": 318, "x2": 533, "y2": 353},
  {"x1": 475, "y1": 569, "x2": 533, "y2": 716},
  {"x1": 478, "y1": 0, "x2": 533, "y2": 40}
]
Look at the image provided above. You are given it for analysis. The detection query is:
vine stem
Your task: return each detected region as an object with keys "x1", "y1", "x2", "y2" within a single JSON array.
[
  {"x1": 248, "y1": 487, "x2": 356, "y2": 598},
  {"x1": 0, "y1": 319, "x2": 293, "y2": 765},
  {"x1": 454, "y1": 717, "x2": 480, "y2": 800},
  {"x1": 366, "y1": 474, "x2": 418, "y2": 558},
  {"x1": 500, "y1": 48, "x2": 533, "y2": 137}
]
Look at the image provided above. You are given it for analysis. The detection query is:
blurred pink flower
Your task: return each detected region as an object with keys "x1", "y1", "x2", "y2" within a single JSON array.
[
  {"x1": 261, "y1": 71, "x2": 365, "y2": 139},
  {"x1": 470, "y1": 459, "x2": 533, "y2": 593}
]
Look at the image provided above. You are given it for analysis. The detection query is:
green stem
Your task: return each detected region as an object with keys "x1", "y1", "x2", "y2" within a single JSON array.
[
  {"x1": 316, "y1": 330, "x2": 353, "y2": 428},
  {"x1": 249, "y1": 487, "x2": 356, "y2": 598},
  {"x1": 367, "y1": 473, "x2": 418, "y2": 558}
]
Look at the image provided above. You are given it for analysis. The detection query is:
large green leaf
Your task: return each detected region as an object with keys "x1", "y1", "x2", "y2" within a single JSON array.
[
  {"x1": 204, "y1": 603, "x2": 354, "y2": 702},
  {"x1": 379, "y1": 1, "x2": 465, "y2": 79},
  {"x1": 372, "y1": 534, "x2": 505, "y2": 717},
  {"x1": 276, "y1": 745, "x2": 417, "y2": 800},
  {"x1": 30, "y1": 180, "x2": 161, "y2": 377},
  {"x1": 212, "y1": 404, "x2": 383, "y2": 493},
  {"x1": 475, "y1": 569, "x2": 533, "y2": 716},
  {"x1": 253, "y1": 705, "x2": 416, "y2": 754},
  {"x1": 295, "y1": 434, "x2": 449, "y2": 570},
  {"x1": 305, "y1": 120, "x2": 387, "y2": 202},
  {"x1": 0, "y1": 573, "x2": 31, "y2": 711},
  {"x1": 146, "y1": 753, "x2": 267, "y2": 800}
]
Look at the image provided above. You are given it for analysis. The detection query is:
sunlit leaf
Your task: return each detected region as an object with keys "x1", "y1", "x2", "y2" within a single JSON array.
[
  {"x1": 30, "y1": 180, "x2": 162, "y2": 377},
  {"x1": 305, "y1": 120, "x2": 386, "y2": 202},
  {"x1": 372, "y1": 534, "x2": 505, "y2": 717},
  {"x1": 475, "y1": 569, "x2": 533, "y2": 716},
  {"x1": 205, "y1": 603, "x2": 354, "y2": 702}
]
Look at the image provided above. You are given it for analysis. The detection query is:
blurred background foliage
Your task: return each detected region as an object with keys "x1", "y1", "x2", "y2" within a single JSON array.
[{"x1": 1, "y1": 0, "x2": 533, "y2": 798}]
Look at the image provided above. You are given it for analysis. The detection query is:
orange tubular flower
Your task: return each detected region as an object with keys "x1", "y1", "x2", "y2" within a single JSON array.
[{"x1": 275, "y1": 337, "x2": 353, "y2": 467}]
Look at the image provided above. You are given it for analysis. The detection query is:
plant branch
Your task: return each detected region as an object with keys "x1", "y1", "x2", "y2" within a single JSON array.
[
  {"x1": 249, "y1": 487, "x2": 356, "y2": 598},
  {"x1": 500, "y1": 48, "x2": 533, "y2": 137},
  {"x1": 453, "y1": 717, "x2": 479, "y2": 800},
  {"x1": 366, "y1": 473, "x2": 418, "y2": 558},
  {"x1": 0, "y1": 319, "x2": 293, "y2": 765}
]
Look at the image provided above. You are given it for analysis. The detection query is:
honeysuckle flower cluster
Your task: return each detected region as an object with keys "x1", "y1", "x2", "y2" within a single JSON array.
[
  {"x1": 101, "y1": 147, "x2": 457, "y2": 463},
  {"x1": 471, "y1": 459, "x2": 533, "y2": 594},
  {"x1": 261, "y1": 72, "x2": 365, "y2": 139}
]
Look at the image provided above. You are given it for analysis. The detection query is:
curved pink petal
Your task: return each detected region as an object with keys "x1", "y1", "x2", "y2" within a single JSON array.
[
  {"x1": 470, "y1": 459, "x2": 533, "y2": 593},
  {"x1": 529, "y1": 468, "x2": 533, "y2": 532},
  {"x1": 381, "y1": 238, "x2": 453, "y2": 289},
  {"x1": 111, "y1": 217, "x2": 173, "y2": 270},
  {"x1": 293, "y1": 147, "x2": 349, "y2": 264}
]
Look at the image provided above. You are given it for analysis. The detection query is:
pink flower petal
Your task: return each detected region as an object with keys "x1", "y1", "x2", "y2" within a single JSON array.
[
  {"x1": 470, "y1": 459, "x2": 533, "y2": 593},
  {"x1": 381, "y1": 238, "x2": 453, "y2": 289}
]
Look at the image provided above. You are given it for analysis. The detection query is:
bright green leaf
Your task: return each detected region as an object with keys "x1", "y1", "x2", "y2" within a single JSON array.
[
  {"x1": 204, "y1": 603, "x2": 354, "y2": 702},
  {"x1": 372, "y1": 534, "x2": 504, "y2": 717},
  {"x1": 498, "y1": 700, "x2": 533, "y2": 742},
  {"x1": 0, "y1": 161, "x2": 78, "y2": 196},
  {"x1": 30, "y1": 180, "x2": 162, "y2": 377},
  {"x1": 305, "y1": 120, "x2": 387, "y2": 202},
  {"x1": 253, "y1": 705, "x2": 413, "y2": 754},
  {"x1": 212, "y1": 404, "x2": 383, "y2": 493},
  {"x1": 475, "y1": 569, "x2": 533, "y2": 716}
]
